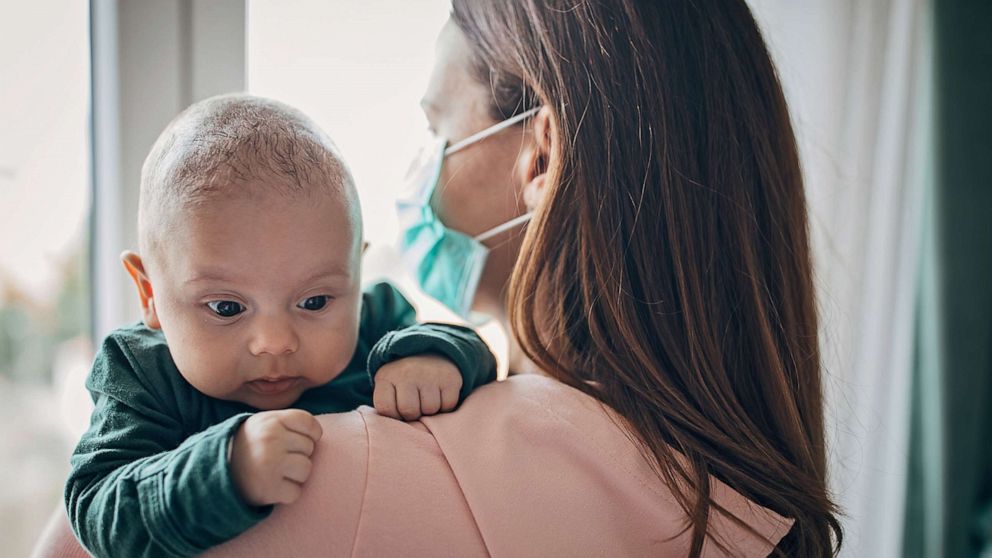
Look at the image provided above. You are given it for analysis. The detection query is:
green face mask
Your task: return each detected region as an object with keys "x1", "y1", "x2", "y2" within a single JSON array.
[{"x1": 396, "y1": 108, "x2": 539, "y2": 320}]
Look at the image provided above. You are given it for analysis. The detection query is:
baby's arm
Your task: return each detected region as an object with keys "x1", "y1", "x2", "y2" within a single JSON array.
[
  {"x1": 359, "y1": 282, "x2": 497, "y2": 421},
  {"x1": 65, "y1": 336, "x2": 282, "y2": 558},
  {"x1": 66, "y1": 398, "x2": 263, "y2": 558}
]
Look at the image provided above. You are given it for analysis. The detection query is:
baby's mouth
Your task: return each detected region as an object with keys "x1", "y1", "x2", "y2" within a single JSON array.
[{"x1": 247, "y1": 376, "x2": 301, "y2": 395}]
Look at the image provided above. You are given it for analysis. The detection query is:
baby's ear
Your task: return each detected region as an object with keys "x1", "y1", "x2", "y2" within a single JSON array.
[{"x1": 121, "y1": 251, "x2": 161, "y2": 329}]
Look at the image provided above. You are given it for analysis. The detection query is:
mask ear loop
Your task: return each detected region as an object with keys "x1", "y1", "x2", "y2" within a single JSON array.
[
  {"x1": 444, "y1": 107, "x2": 541, "y2": 156},
  {"x1": 443, "y1": 107, "x2": 541, "y2": 242},
  {"x1": 474, "y1": 213, "x2": 533, "y2": 243}
]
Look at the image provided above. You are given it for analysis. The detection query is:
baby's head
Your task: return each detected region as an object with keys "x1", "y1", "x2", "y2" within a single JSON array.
[{"x1": 123, "y1": 93, "x2": 363, "y2": 410}]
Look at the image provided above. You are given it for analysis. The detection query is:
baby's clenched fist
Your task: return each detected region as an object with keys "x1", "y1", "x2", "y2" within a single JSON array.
[
  {"x1": 230, "y1": 409, "x2": 323, "y2": 507},
  {"x1": 373, "y1": 354, "x2": 462, "y2": 421}
]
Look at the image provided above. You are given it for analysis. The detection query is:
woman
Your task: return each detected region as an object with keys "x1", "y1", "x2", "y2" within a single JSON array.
[
  {"x1": 398, "y1": 0, "x2": 842, "y2": 553},
  {"x1": 36, "y1": 1, "x2": 840, "y2": 556}
]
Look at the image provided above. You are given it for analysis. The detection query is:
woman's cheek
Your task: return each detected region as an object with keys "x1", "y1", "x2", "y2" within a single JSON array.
[{"x1": 436, "y1": 160, "x2": 475, "y2": 228}]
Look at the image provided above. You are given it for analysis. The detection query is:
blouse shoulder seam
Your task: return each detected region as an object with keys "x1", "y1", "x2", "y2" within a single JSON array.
[{"x1": 348, "y1": 410, "x2": 373, "y2": 558}]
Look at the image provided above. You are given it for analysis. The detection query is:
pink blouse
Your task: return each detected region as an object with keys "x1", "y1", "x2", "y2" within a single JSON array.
[{"x1": 35, "y1": 374, "x2": 792, "y2": 557}]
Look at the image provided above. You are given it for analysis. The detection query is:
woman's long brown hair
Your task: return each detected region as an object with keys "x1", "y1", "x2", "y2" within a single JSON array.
[{"x1": 452, "y1": 1, "x2": 842, "y2": 555}]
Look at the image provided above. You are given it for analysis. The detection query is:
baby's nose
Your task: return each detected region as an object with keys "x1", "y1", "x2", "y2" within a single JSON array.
[{"x1": 247, "y1": 317, "x2": 300, "y2": 356}]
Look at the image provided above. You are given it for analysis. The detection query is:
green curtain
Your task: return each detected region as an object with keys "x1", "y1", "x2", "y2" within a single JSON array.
[{"x1": 905, "y1": 0, "x2": 992, "y2": 556}]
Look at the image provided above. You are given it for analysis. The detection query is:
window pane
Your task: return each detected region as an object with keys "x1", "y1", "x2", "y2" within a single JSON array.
[
  {"x1": 0, "y1": 2, "x2": 91, "y2": 554},
  {"x1": 247, "y1": 0, "x2": 449, "y2": 249}
]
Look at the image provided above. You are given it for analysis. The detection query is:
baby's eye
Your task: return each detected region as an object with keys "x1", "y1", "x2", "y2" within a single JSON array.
[
  {"x1": 298, "y1": 295, "x2": 329, "y2": 312},
  {"x1": 206, "y1": 300, "x2": 245, "y2": 318}
]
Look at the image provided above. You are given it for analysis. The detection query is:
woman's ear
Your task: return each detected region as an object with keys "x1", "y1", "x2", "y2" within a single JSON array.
[
  {"x1": 520, "y1": 106, "x2": 555, "y2": 211},
  {"x1": 121, "y1": 251, "x2": 161, "y2": 329}
]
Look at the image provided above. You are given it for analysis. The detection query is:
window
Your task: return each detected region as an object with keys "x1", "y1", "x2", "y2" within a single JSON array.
[{"x1": 0, "y1": 2, "x2": 91, "y2": 555}]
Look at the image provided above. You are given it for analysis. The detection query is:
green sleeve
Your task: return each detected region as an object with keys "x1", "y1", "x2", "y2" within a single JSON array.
[
  {"x1": 357, "y1": 281, "x2": 419, "y2": 342},
  {"x1": 65, "y1": 336, "x2": 268, "y2": 558}
]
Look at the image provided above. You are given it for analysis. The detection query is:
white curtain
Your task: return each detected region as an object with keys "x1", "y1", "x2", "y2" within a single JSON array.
[{"x1": 746, "y1": 0, "x2": 932, "y2": 555}]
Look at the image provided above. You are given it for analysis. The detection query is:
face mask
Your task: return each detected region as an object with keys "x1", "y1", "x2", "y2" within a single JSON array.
[{"x1": 396, "y1": 107, "x2": 540, "y2": 320}]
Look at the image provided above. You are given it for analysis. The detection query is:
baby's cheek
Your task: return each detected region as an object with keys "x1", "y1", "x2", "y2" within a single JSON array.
[
  {"x1": 175, "y1": 341, "x2": 239, "y2": 397},
  {"x1": 333, "y1": 327, "x2": 361, "y2": 369},
  {"x1": 321, "y1": 324, "x2": 360, "y2": 375}
]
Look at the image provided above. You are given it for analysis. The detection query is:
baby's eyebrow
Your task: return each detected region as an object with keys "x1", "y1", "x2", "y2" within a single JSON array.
[
  {"x1": 300, "y1": 268, "x2": 352, "y2": 284},
  {"x1": 183, "y1": 262, "x2": 352, "y2": 285},
  {"x1": 184, "y1": 267, "x2": 352, "y2": 287},
  {"x1": 184, "y1": 271, "x2": 233, "y2": 285}
]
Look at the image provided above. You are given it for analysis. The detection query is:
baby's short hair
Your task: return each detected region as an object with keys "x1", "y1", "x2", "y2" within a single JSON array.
[{"x1": 138, "y1": 93, "x2": 359, "y2": 253}]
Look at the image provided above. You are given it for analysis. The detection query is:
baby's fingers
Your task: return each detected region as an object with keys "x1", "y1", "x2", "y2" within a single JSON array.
[
  {"x1": 278, "y1": 409, "x2": 323, "y2": 442},
  {"x1": 395, "y1": 383, "x2": 422, "y2": 421},
  {"x1": 284, "y1": 431, "x2": 316, "y2": 457},
  {"x1": 419, "y1": 386, "x2": 442, "y2": 416},
  {"x1": 440, "y1": 383, "x2": 460, "y2": 412},
  {"x1": 273, "y1": 478, "x2": 304, "y2": 505},
  {"x1": 282, "y1": 453, "x2": 314, "y2": 485},
  {"x1": 373, "y1": 381, "x2": 401, "y2": 419}
]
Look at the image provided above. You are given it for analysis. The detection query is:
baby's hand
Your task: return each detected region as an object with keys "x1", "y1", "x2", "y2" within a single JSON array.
[
  {"x1": 373, "y1": 354, "x2": 462, "y2": 421},
  {"x1": 230, "y1": 409, "x2": 323, "y2": 507}
]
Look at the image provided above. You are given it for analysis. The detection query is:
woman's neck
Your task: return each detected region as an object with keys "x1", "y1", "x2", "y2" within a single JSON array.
[
  {"x1": 477, "y1": 290, "x2": 544, "y2": 376},
  {"x1": 502, "y1": 318, "x2": 544, "y2": 376}
]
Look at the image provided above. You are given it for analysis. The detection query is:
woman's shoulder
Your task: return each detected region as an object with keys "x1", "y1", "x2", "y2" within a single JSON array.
[
  {"x1": 418, "y1": 374, "x2": 794, "y2": 557},
  {"x1": 205, "y1": 375, "x2": 793, "y2": 557},
  {"x1": 210, "y1": 405, "x2": 491, "y2": 558}
]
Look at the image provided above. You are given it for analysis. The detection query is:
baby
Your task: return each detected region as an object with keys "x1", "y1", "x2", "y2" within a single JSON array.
[{"x1": 64, "y1": 94, "x2": 496, "y2": 558}]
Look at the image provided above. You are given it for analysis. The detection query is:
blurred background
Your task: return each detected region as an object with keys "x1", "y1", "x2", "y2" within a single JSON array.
[{"x1": 0, "y1": 1, "x2": 988, "y2": 557}]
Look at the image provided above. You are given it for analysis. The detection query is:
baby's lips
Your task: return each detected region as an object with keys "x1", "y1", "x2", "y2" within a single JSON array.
[{"x1": 246, "y1": 376, "x2": 300, "y2": 395}]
